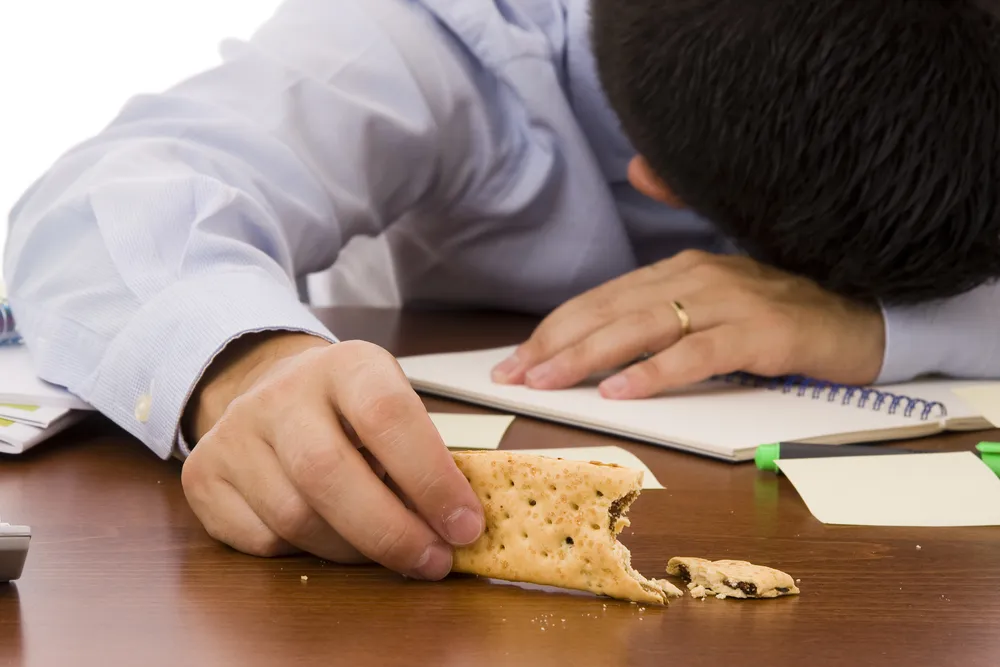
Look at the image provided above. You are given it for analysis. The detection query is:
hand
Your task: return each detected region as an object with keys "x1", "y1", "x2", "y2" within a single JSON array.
[
  {"x1": 180, "y1": 332, "x2": 484, "y2": 580},
  {"x1": 491, "y1": 250, "x2": 886, "y2": 398}
]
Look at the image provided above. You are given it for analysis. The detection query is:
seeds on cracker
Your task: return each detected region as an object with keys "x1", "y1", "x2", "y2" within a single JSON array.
[{"x1": 450, "y1": 451, "x2": 682, "y2": 605}]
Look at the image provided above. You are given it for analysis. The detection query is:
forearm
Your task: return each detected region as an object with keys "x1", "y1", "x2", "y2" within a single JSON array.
[{"x1": 3, "y1": 0, "x2": 481, "y2": 458}]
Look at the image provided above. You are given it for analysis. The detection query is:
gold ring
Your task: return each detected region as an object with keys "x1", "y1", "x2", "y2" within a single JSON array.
[{"x1": 670, "y1": 300, "x2": 691, "y2": 337}]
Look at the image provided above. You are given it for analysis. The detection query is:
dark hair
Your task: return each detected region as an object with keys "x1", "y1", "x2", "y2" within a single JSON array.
[{"x1": 592, "y1": 0, "x2": 1000, "y2": 304}]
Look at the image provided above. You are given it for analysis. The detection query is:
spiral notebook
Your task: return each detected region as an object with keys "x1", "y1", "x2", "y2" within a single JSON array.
[{"x1": 396, "y1": 345, "x2": 995, "y2": 462}]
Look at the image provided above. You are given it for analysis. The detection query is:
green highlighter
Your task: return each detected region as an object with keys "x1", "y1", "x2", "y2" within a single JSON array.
[{"x1": 755, "y1": 441, "x2": 1000, "y2": 477}]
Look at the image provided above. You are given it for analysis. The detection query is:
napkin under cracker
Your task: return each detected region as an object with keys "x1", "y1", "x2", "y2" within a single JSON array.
[{"x1": 451, "y1": 451, "x2": 682, "y2": 605}]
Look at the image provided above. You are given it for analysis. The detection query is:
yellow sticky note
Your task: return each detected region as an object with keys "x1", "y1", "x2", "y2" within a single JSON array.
[
  {"x1": 430, "y1": 413, "x2": 515, "y2": 450},
  {"x1": 951, "y1": 384, "x2": 1000, "y2": 428},
  {"x1": 777, "y1": 451, "x2": 1000, "y2": 527},
  {"x1": 512, "y1": 446, "x2": 665, "y2": 490},
  {"x1": 0, "y1": 404, "x2": 38, "y2": 412}
]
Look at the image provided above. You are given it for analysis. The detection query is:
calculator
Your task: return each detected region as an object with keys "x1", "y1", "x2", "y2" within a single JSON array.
[{"x1": 0, "y1": 522, "x2": 30, "y2": 582}]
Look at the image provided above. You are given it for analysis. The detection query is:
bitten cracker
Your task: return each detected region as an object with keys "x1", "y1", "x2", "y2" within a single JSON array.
[
  {"x1": 451, "y1": 451, "x2": 682, "y2": 605},
  {"x1": 666, "y1": 557, "x2": 800, "y2": 599}
]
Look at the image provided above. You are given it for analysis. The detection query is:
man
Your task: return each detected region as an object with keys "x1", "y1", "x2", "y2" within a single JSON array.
[{"x1": 5, "y1": 0, "x2": 1000, "y2": 581}]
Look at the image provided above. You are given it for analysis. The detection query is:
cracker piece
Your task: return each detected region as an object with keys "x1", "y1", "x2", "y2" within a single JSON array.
[
  {"x1": 666, "y1": 557, "x2": 800, "y2": 599},
  {"x1": 451, "y1": 451, "x2": 682, "y2": 605}
]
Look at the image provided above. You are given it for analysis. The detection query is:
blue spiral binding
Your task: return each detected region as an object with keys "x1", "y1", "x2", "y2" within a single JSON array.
[
  {"x1": 0, "y1": 301, "x2": 22, "y2": 346},
  {"x1": 724, "y1": 371, "x2": 947, "y2": 421}
]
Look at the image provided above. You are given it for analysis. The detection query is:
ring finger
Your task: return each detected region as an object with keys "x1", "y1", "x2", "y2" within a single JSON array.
[{"x1": 522, "y1": 295, "x2": 718, "y2": 390}]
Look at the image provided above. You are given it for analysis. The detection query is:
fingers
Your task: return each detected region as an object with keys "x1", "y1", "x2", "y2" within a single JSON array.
[
  {"x1": 598, "y1": 325, "x2": 752, "y2": 399},
  {"x1": 258, "y1": 381, "x2": 455, "y2": 581},
  {"x1": 218, "y1": 433, "x2": 368, "y2": 564},
  {"x1": 324, "y1": 343, "x2": 485, "y2": 550},
  {"x1": 182, "y1": 446, "x2": 297, "y2": 558},
  {"x1": 493, "y1": 274, "x2": 703, "y2": 385},
  {"x1": 517, "y1": 304, "x2": 686, "y2": 390}
]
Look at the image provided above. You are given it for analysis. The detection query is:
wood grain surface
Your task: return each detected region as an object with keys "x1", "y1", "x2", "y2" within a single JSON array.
[{"x1": 1, "y1": 308, "x2": 998, "y2": 667}]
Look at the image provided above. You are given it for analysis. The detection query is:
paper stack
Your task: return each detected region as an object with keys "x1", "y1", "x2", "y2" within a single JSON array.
[{"x1": 0, "y1": 296, "x2": 93, "y2": 454}]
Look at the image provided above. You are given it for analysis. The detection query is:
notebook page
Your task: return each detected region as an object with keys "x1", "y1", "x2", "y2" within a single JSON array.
[
  {"x1": 398, "y1": 346, "x2": 981, "y2": 461},
  {"x1": 0, "y1": 403, "x2": 74, "y2": 429}
]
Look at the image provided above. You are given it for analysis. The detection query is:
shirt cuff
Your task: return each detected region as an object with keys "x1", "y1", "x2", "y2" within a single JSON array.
[
  {"x1": 77, "y1": 270, "x2": 337, "y2": 460},
  {"x1": 877, "y1": 284, "x2": 1000, "y2": 384}
]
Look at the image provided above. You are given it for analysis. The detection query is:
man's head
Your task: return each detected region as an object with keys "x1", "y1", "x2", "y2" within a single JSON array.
[{"x1": 592, "y1": 0, "x2": 1000, "y2": 305}]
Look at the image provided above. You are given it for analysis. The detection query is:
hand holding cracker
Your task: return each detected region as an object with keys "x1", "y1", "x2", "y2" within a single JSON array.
[{"x1": 181, "y1": 336, "x2": 485, "y2": 580}]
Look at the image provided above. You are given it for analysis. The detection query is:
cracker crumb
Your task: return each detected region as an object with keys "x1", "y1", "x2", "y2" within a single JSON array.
[
  {"x1": 796, "y1": 579, "x2": 801, "y2": 583},
  {"x1": 688, "y1": 585, "x2": 707, "y2": 599},
  {"x1": 541, "y1": 627, "x2": 546, "y2": 632},
  {"x1": 716, "y1": 593, "x2": 728, "y2": 600},
  {"x1": 916, "y1": 545, "x2": 922, "y2": 550},
  {"x1": 300, "y1": 576, "x2": 308, "y2": 582}
]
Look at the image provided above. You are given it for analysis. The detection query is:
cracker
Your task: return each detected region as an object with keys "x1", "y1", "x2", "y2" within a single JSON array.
[
  {"x1": 667, "y1": 557, "x2": 800, "y2": 599},
  {"x1": 451, "y1": 451, "x2": 682, "y2": 605}
]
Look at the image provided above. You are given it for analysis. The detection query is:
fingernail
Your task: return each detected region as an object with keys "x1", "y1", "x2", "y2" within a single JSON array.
[
  {"x1": 525, "y1": 362, "x2": 555, "y2": 387},
  {"x1": 412, "y1": 542, "x2": 453, "y2": 580},
  {"x1": 444, "y1": 506, "x2": 484, "y2": 546},
  {"x1": 599, "y1": 374, "x2": 630, "y2": 398},
  {"x1": 491, "y1": 352, "x2": 521, "y2": 383}
]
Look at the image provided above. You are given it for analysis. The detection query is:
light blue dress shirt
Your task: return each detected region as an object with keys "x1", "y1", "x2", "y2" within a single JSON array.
[{"x1": 5, "y1": 0, "x2": 1000, "y2": 460}]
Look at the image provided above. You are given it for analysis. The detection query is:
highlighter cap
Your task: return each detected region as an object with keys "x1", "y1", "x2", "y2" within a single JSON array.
[
  {"x1": 976, "y1": 442, "x2": 1000, "y2": 477},
  {"x1": 755, "y1": 443, "x2": 781, "y2": 472}
]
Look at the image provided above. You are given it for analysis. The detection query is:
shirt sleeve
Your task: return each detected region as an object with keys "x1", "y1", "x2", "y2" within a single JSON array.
[
  {"x1": 878, "y1": 280, "x2": 1000, "y2": 383},
  {"x1": 2, "y1": 0, "x2": 506, "y2": 459}
]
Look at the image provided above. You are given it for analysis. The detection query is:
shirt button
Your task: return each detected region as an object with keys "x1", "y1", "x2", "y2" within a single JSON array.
[{"x1": 134, "y1": 393, "x2": 152, "y2": 423}]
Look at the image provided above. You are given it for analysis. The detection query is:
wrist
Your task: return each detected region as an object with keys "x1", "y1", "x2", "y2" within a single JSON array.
[
  {"x1": 847, "y1": 299, "x2": 887, "y2": 384},
  {"x1": 183, "y1": 331, "x2": 332, "y2": 442}
]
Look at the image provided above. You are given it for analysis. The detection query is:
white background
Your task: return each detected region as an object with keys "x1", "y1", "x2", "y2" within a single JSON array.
[{"x1": 0, "y1": 0, "x2": 284, "y2": 278}]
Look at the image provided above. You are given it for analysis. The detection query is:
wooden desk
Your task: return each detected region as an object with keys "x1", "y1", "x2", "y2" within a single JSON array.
[{"x1": 2, "y1": 308, "x2": 998, "y2": 667}]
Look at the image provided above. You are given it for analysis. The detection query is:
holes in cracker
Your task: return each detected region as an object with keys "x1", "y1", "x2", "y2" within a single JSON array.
[
  {"x1": 541, "y1": 551, "x2": 549, "y2": 558},
  {"x1": 528, "y1": 499, "x2": 536, "y2": 506},
  {"x1": 591, "y1": 523, "x2": 600, "y2": 530},
  {"x1": 545, "y1": 518, "x2": 553, "y2": 525},
  {"x1": 504, "y1": 511, "x2": 511, "y2": 519},
  {"x1": 596, "y1": 490, "x2": 603, "y2": 497},
  {"x1": 549, "y1": 484, "x2": 557, "y2": 492},
  {"x1": 565, "y1": 537, "x2": 574, "y2": 546},
  {"x1": 509, "y1": 479, "x2": 515, "y2": 487},
  {"x1": 500, "y1": 544, "x2": 506, "y2": 551},
  {"x1": 485, "y1": 493, "x2": 491, "y2": 500},
  {"x1": 571, "y1": 503, "x2": 579, "y2": 511},
  {"x1": 522, "y1": 531, "x2": 528, "y2": 539}
]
